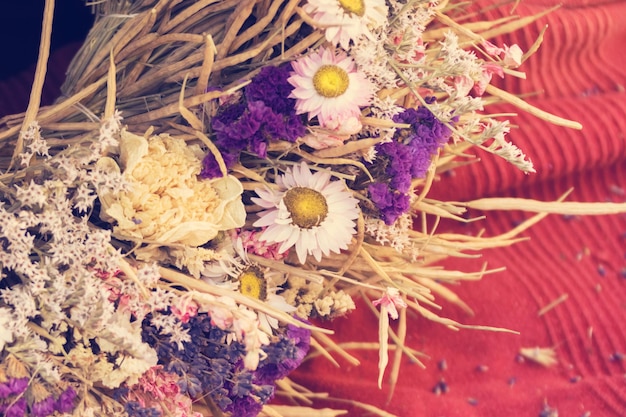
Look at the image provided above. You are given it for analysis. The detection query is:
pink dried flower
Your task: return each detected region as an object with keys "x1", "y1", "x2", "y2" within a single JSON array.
[
  {"x1": 373, "y1": 287, "x2": 407, "y2": 320},
  {"x1": 94, "y1": 268, "x2": 124, "y2": 303},
  {"x1": 171, "y1": 295, "x2": 199, "y2": 324},
  {"x1": 482, "y1": 40, "x2": 503, "y2": 56},
  {"x1": 238, "y1": 229, "x2": 288, "y2": 261},
  {"x1": 301, "y1": 115, "x2": 362, "y2": 150},
  {"x1": 126, "y1": 366, "x2": 202, "y2": 417},
  {"x1": 454, "y1": 75, "x2": 474, "y2": 97},
  {"x1": 137, "y1": 366, "x2": 179, "y2": 401},
  {"x1": 473, "y1": 63, "x2": 505, "y2": 96},
  {"x1": 481, "y1": 41, "x2": 523, "y2": 68},
  {"x1": 502, "y1": 44, "x2": 523, "y2": 67},
  {"x1": 373, "y1": 287, "x2": 407, "y2": 388},
  {"x1": 208, "y1": 302, "x2": 235, "y2": 329}
]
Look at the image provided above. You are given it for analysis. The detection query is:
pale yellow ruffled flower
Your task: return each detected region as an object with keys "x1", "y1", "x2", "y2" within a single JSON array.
[{"x1": 98, "y1": 130, "x2": 245, "y2": 246}]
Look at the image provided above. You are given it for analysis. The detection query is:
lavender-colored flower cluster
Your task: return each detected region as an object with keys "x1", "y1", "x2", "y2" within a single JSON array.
[
  {"x1": 254, "y1": 323, "x2": 311, "y2": 385},
  {"x1": 368, "y1": 98, "x2": 454, "y2": 224},
  {"x1": 139, "y1": 311, "x2": 310, "y2": 417},
  {"x1": 201, "y1": 65, "x2": 305, "y2": 178},
  {"x1": 0, "y1": 378, "x2": 76, "y2": 417},
  {"x1": 124, "y1": 401, "x2": 162, "y2": 417}
]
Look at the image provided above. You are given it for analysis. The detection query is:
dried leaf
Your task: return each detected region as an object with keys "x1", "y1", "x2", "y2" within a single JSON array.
[{"x1": 519, "y1": 347, "x2": 558, "y2": 367}]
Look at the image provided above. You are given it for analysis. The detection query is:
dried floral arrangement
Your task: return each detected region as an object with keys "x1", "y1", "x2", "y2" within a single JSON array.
[{"x1": 1, "y1": 0, "x2": 625, "y2": 416}]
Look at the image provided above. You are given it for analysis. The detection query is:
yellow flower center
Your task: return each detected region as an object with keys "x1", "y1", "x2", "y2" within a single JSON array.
[
  {"x1": 313, "y1": 65, "x2": 350, "y2": 98},
  {"x1": 338, "y1": 0, "x2": 365, "y2": 16},
  {"x1": 238, "y1": 267, "x2": 267, "y2": 301},
  {"x1": 283, "y1": 187, "x2": 329, "y2": 229}
]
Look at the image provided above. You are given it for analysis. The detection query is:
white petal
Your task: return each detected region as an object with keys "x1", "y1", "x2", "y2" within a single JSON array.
[
  {"x1": 278, "y1": 227, "x2": 301, "y2": 253},
  {"x1": 253, "y1": 210, "x2": 279, "y2": 227},
  {"x1": 295, "y1": 238, "x2": 308, "y2": 264}
]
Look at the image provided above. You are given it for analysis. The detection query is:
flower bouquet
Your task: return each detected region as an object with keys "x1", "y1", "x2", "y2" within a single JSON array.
[{"x1": 0, "y1": 0, "x2": 624, "y2": 416}]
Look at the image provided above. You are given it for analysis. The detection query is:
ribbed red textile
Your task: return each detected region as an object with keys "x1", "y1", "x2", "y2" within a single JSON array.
[{"x1": 291, "y1": 2, "x2": 626, "y2": 416}]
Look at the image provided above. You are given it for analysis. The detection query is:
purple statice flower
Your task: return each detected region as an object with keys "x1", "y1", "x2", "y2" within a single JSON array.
[
  {"x1": 245, "y1": 65, "x2": 298, "y2": 116},
  {"x1": 391, "y1": 100, "x2": 453, "y2": 179},
  {"x1": 200, "y1": 149, "x2": 239, "y2": 179},
  {"x1": 201, "y1": 67, "x2": 305, "y2": 179},
  {"x1": 393, "y1": 96, "x2": 453, "y2": 149},
  {"x1": 211, "y1": 101, "x2": 263, "y2": 152},
  {"x1": 2, "y1": 397, "x2": 27, "y2": 417},
  {"x1": 366, "y1": 98, "x2": 454, "y2": 224},
  {"x1": 55, "y1": 386, "x2": 77, "y2": 414},
  {"x1": 32, "y1": 396, "x2": 56, "y2": 417},
  {"x1": 374, "y1": 141, "x2": 415, "y2": 193},
  {"x1": 201, "y1": 99, "x2": 302, "y2": 178},
  {"x1": 214, "y1": 100, "x2": 248, "y2": 129},
  {"x1": 368, "y1": 182, "x2": 410, "y2": 225},
  {"x1": 246, "y1": 100, "x2": 284, "y2": 156},
  {"x1": 0, "y1": 384, "x2": 9, "y2": 399},
  {"x1": 0, "y1": 377, "x2": 28, "y2": 398},
  {"x1": 408, "y1": 145, "x2": 436, "y2": 180},
  {"x1": 225, "y1": 395, "x2": 262, "y2": 417}
]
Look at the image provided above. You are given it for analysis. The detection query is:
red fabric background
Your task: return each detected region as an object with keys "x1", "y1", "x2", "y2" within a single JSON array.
[
  {"x1": 291, "y1": 1, "x2": 626, "y2": 416},
  {"x1": 0, "y1": 1, "x2": 624, "y2": 416}
]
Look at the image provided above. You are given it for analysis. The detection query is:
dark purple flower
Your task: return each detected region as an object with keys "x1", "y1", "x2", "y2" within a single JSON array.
[
  {"x1": 3, "y1": 397, "x2": 27, "y2": 417},
  {"x1": 32, "y1": 396, "x2": 55, "y2": 417},
  {"x1": 212, "y1": 102, "x2": 263, "y2": 150},
  {"x1": 254, "y1": 323, "x2": 311, "y2": 385},
  {"x1": 255, "y1": 384, "x2": 275, "y2": 403},
  {"x1": 0, "y1": 377, "x2": 28, "y2": 398},
  {"x1": 392, "y1": 98, "x2": 453, "y2": 152},
  {"x1": 286, "y1": 323, "x2": 311, "y2": 365},
  {"x1": 0, "y1": 384, "x2": 9, "y2": 399},
  {"x1": 363, "y1": 99, "x2": 455, "y2": 224},
  {"x1": 55, "y1": 387, "x2": 77, "y2": 414},
  {"x1": 202, "y1": 100, "x2": 305, "y2": 179},
  {"x1": 225, "y1": 395, "x2": 262, "y2": 417},
  {"x1": 245, "y1": 65, "x2": 298, "y2": 115},
  {"x1": 368, "y1": 182, "x2": 410, "y2": 225},
  {"x1": 214, "y1": 100, "x2": 247, "y2": 126},
  {"x1": 375, "y1": 141, "x2": 415, "y2": 193},
  {"x1": 200, "y1": 150, "x2": 238, "y2": 179},
  {"x1": 200, "y1": 67, "x2": 305, "y2": 179},
  {"x1": 246, "y1": 100, "x2": 304, "y2": 146}
]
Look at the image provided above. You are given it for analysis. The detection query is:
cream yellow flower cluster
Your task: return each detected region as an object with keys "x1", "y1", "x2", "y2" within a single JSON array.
[
  {"x1": 281, "y1": 275, "x2": 355, "y2": 319},
  {"x1": 98, "y1": 130, "x2": 245, "y2": 247}
]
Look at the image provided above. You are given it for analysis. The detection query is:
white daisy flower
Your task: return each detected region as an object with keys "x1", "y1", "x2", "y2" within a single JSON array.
[
  {"x1": 303, "y1": 0, "x2": 388, "y2": 49},
  {"x1": 252, "y1": 162, "x2": 360, "y2": 264},
  {"x1": 288, "y1": 47, "x2": 374, "y2": 127},
  {"x1": 203, "y1": 238, "x2": 296, "y2": 334}
]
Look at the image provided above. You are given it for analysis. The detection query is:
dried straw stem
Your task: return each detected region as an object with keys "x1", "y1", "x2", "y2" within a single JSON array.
[{"x1": 10, "y1": 0, "x2": 55, "y2": 167}]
